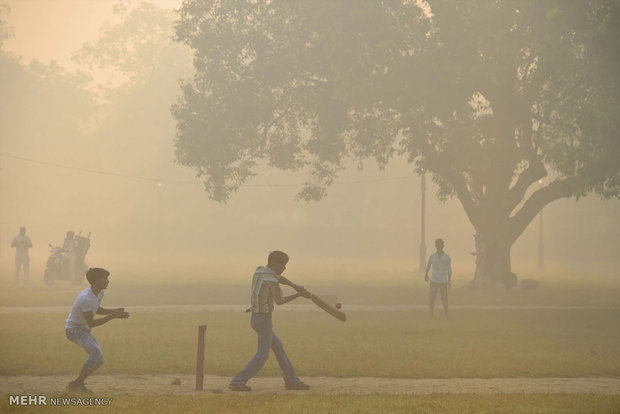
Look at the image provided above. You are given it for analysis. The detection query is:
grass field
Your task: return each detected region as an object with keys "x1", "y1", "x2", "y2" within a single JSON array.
[
  {"x1": 2, "y1": 394, "x2": 620, "y2": 414},
  {"x1": 1, "y1": 276, "x2": 620, "y2": 308},
  {"x1": 2, "y1": 277, "x2": 619, "y2": 412},
  {"x1": 1, "y1": 308, "x2": 618, "y2": 378}
]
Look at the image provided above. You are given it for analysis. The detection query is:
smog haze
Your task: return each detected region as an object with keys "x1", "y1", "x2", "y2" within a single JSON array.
[{"x1": 1, "y1": 0, "x2": 619, "y2": 285}]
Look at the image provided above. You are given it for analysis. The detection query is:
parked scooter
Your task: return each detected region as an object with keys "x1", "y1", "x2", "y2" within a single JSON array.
[{"x1": 43, "y1": 232, "x2": 91, "y2": 285}]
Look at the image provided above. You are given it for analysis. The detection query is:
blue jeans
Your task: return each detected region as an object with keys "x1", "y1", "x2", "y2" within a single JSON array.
[
  {"x1": 66, "y1": 327, "x2": 105, "y2": 372},
  {"x1": 230, "y1": 312, "x2": 300, "y2": 385}
]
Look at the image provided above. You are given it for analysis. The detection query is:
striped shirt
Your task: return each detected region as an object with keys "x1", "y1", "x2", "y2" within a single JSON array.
[{"x1": 250, "y1": 266, "x2": 284, "y2": 314}]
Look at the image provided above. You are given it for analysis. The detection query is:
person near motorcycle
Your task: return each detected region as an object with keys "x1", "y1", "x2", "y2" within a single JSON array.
[
  {"x1": 63, "y1": 231, "x2": 78, "y2": 282},
  {"x1": 65, "y1": 267, "x2": 129, "y2": 392}
]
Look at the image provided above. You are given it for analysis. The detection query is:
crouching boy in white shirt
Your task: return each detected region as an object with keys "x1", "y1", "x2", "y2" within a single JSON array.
[{"x1": 65, "y1": 267, "x2": 129, "y2": 392}]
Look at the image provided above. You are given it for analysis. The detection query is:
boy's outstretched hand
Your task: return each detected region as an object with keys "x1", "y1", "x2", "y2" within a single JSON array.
[{"x1": 112, "y1": 308, "x2": 130, "y2": 319}]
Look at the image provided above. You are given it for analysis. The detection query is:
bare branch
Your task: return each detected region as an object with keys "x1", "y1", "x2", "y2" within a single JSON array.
[
  {"x1": 508, "y1": 179, "x2": 573, "y2": 243},
  {"x1": 506, "y1": 157, "x2": 547, "y2": 214}
]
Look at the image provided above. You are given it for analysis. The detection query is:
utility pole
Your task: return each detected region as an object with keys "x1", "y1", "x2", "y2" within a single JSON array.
[
  {"x1": 0, "y1": 156, "x2": 2, "y2": 259},
  {"x1": 537, "y1": 179, "x2": 544, "y2": 269},
  {"x1": 538, "y1": 208, "x2": 544, "y2": 269},
  {"x1": 419, "y1": 173, "x2": 427, "y2": 273},
  {"x1": 157, "y1": 182, "x2": 162, "y2": 253}
]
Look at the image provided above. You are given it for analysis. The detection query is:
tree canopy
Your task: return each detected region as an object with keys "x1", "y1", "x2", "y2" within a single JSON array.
[
  {"x1": 172, "y1": 0, "x2": 620, "y2": 282},
  {"x1": 74, "y1": 3, "x2": 191, "y2": 93}
]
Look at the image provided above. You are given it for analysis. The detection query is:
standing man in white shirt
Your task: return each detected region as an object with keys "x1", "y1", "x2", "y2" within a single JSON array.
[
  {"x1": 65, "y1": 268, "x2": 129, "y2": 392},
  {"x1": 11, "y1": 227, "x2": 33, "y2": 285},
  {"x1": 424, "y1": 239, "x2": 452, "y2": 317}
]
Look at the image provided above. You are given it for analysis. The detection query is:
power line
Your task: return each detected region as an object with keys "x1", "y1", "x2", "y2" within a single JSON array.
[
  {"x1": 0, "y1": 152, "x2": 182, "y2": 184},
  {"x1": 0, "y1": 152, "x2": 415, "y2": 187}
]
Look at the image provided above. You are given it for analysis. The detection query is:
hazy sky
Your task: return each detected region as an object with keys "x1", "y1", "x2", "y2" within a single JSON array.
[
  {"x1": 2, "y1": 0, "x2": 182, "y2": 67},
  {"x1": 1, "y1": 0, "x2": 619, "y2": 284}
]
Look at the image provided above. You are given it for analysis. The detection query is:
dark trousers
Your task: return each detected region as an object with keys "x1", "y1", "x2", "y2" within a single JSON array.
[{"x1": 430, "y1": 282, "x2": 448, "y2": 315}]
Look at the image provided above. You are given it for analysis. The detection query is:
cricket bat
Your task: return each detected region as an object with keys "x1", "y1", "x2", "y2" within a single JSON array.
[
  {"x1": 278, "y1": 275, "x2": 346, "y2": 322},
  {"x1": 310, "y1": 294, "x2": 346, "y2": 322}
]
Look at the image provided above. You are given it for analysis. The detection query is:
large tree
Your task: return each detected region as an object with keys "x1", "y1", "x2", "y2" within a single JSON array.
[
  {"x1": 74, "y1": 3, "x2": 190, "y2": 91},
  {"x1": 172, "y1": 0, "x2": 620, "y2": 285}
]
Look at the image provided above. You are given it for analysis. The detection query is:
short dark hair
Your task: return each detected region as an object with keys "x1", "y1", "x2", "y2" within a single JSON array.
[
  {"x1": 268, "y1": 251, "x2": 289, "y2": 266},
  {"x1": 435, "y1": 238, "x2": 444, "y2": 246},
  {"x1": 86, "y1": 267, "x2": 110, "y2": 285}
]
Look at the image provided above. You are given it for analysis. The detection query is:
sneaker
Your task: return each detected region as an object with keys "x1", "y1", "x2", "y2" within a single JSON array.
[
  {"x1": 66, "y1": 381, "x2": 92, "y2": 393},
  {"x1": 228, "y1": 383, "x2": 251, "y2": 392},
  {"x1": 285, "y1": 381, "x2": 310, "y2": 390}
]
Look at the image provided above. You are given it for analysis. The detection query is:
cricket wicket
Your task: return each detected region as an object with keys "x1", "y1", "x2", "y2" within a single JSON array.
[{"x1": 195, "y1": 324, "x2": 207, "y2": 391}]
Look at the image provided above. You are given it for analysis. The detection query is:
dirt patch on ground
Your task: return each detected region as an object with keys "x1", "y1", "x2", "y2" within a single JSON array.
[{"x1": 1, "y1": 375, "x2": 619, "y2": 396}]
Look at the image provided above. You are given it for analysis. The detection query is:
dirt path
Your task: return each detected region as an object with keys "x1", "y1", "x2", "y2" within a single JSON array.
[
  {"x1": 1, "y1": 305, "x2": 617, "y2": 314},
  {"x1": 1, "y1": 375, "x2": 619, "y2": 396}
]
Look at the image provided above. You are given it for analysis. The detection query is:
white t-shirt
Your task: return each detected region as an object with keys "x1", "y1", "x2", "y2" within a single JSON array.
[
  {"x1": 12, "y1": 235, "x2": 32, "y2": 257},
  {"x1": 65, "y1": 287, "x2": 104, "y2": 332},
  {"x1": 426, "y1": 252, "x2": 452, "y2": 283}
]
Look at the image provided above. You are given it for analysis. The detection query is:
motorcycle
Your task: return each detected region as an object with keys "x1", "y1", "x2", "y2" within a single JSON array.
[{"x1": 43, "y1": 232, "x2": 91, "y2": 285}]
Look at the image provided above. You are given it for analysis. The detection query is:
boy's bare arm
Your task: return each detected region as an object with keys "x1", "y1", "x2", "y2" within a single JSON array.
[
  {"x1": 276, "y1": 275, "x2": 306, "y2": 292},
  {"x1": 96, "y1": 307, "x2": 127, "y2": 315},
  {"x1": 84, "y1": 309, "x2": 129, "y2": 328},
  {"x1": 277, "y1": 291, "x2": 311, "y2": 305},
  {"x1": 273, "y1": 284, "x2": 311, "y2": 305}
]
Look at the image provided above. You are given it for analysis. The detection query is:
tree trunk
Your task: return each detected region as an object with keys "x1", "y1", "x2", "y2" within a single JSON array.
[{"x1": 473, "y1": 227, "x2": 516, "y2": 288}]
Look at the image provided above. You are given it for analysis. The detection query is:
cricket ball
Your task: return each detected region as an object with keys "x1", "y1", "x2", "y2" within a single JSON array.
[{"x1": 335, "y1": 303, "x2": 342, "y2": 309}]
